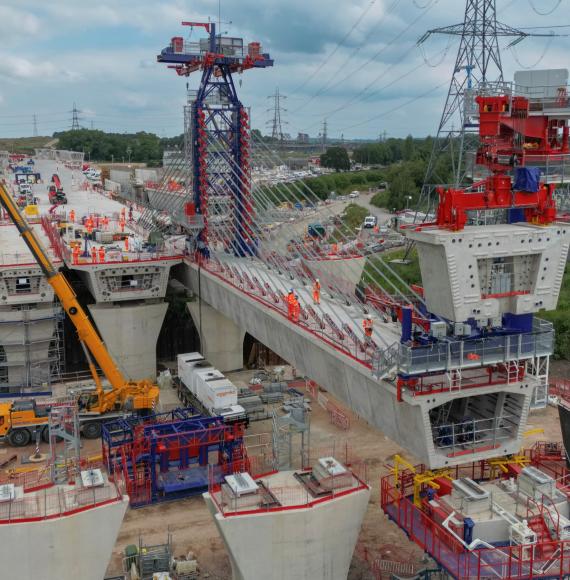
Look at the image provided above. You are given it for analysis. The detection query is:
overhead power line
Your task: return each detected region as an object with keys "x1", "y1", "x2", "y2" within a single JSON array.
[{"x1": 289, "y1": 0, "x2": 378, "y2": 95}]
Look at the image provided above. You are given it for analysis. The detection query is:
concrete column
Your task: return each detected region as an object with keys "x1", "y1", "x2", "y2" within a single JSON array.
[
  {"x1": 88, "y1": 301, "x2": 168, "y2": 381},
  {"x1": 187, "y1": 300, "x2": 245, "y2": 372}
]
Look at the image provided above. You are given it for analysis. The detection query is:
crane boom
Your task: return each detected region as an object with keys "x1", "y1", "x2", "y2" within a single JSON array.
[{"x1": 0, "y1": 182, "x2": 126, "y2": 390}]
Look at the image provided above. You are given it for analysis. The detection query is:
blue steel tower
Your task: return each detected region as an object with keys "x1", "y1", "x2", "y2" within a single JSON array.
[{"x1": 158, "y1": 21, "x2": 273, "y2": 257}]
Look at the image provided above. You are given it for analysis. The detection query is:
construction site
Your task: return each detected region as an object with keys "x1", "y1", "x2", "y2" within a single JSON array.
[{"x1": 2, "y1": 1, "x2": 570, "y2": 579}]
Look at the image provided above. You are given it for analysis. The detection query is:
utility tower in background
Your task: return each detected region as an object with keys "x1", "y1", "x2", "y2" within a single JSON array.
[
  {"x1": 32, "y1": 114, "x2": 38, "y2": 137},
  {"x1": 321, "y1": 119, "x2": 328, "y2": 152},
  {"x1": 70, "y1": 103, "x2": 82, "y2": 131},
  {"x1": 267, "y1": 87, "x2": 287, "y2": 143},
  {"x1": 418, "y1": 0, "x2": 530, "y2": 192}
]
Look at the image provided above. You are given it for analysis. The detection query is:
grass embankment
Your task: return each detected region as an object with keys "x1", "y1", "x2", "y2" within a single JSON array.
[
  {"x1": 0, "y1": 136, "x2": 54, "y2": 153},
  {"x1": 362, "y1": 248, "x2": 421, "y2": 295},
  {"x1": 257, "y1": 170, "x2": 387, "y2": 206},
  {"x1": 541, "y1": 265, "x2": 570, "y2": 360}
]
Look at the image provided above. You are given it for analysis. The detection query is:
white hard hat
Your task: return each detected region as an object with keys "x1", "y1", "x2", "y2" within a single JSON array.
[
  {"x1": 367, "y1": 315, "x2": 372, "y2": 320},
  {"x1": 316, "y1": 278, "x2": 319, "y2": 282}
]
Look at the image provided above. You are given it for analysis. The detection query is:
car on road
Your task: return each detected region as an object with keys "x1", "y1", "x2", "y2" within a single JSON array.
[{"x1": 349, "y1": 191, "x2": 360, "y2": 198}]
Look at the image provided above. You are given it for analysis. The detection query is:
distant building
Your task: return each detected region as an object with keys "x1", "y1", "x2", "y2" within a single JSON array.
[
  {"x1": 163, "y1": 150, "x2": 185, "y2": 169},
  {"x1": 297, "y1": 133, "x2": 309, "y2": 144}
]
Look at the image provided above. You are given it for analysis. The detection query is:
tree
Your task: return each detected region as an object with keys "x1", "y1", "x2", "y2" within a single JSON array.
[{"x1": 320, "y1": 147, "x2": 350, "y2": 171}]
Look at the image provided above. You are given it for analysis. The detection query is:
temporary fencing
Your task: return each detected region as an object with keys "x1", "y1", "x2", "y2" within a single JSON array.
[{"x1": 304, "y1": 380, "x2": 351, "y2": 431}]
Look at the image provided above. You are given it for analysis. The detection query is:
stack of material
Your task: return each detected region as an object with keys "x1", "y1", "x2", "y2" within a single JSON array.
[
  {"x1": 264, "y1": 382, "x2": 287, "y2": 394},
  {"x1": 238, "y1": 390, "x2": 264, "y2": 414},
  {"x1": 282, "y1": 397, "x2": 311, "y2": 413},
  {"x1": 260, "y1": 391, "x2": 284, "y2": 404},
  {"x1": 171, "y1": 552, "x2": 198, "y2": 580}
]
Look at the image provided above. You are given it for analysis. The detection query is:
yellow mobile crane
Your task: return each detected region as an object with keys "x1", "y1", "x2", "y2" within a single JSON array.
[{"x1": 0, "y1": 182, "x2": 160, "y2": 445}]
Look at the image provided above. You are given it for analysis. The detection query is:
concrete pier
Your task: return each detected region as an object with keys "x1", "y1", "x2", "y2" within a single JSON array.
[
  {"x1": 203, "y1": 464, "x2": 370, "y2": 580},
  {"x1": 88, "y1": 301, "x2": 168, "y2": 380},
  {"x1": 187, "y1": 300, "x2": 245, "y2": 372}
]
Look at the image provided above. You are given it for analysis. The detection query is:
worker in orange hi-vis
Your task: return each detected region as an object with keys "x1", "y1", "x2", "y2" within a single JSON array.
[
  {"x1": 69, "y1": 209, "x2": 75, "y2": 223},
  {"x1": 292, "y1": 293, "x2": 301, "y2": 323},
  {"x1": 362, "y1": 315, "x2": 374, "y2": 340},
  {"x1": 312, "y1": 278, "x2": 321, "y2": 304},
  {"x1": 102, "y1": 215, "x2": 109, "y2": 230},
  {"x1": 98, "y1": 246, "x2": 105, "y2": 263},
  {"x1": 90, "y1": 246, "x2": 97, "y2": 264},
  {"x1": 72, "y1": 245, "x2": 80, "y2": 265},
  {"x1": 285, "y1": 289, "x2": 295, "y2": 320},
  {"x1": 119, "y1": 218, "x2": 126, "y2": 233},
  {"x1": 124, "y1": 236, "x2": 129, "y2": 252}
]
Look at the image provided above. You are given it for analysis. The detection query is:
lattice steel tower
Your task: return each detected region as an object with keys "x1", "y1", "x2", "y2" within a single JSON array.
[
  {"x1": 419, "y1": 0, "x2": 529, "y2": 190},
  {"x1": 267, "y1": 87, "x2": 287, "y2": 143},
  {"x1": 70, "y1": 103, "x2": 82, "y2": 131}
]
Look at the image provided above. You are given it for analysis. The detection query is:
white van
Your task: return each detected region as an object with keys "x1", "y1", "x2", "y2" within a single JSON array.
[{"x1": 363, "y1": 215, "x2": 378, "y2": 228}]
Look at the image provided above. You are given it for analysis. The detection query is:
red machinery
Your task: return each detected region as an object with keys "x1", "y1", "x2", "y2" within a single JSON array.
[{"x1": 433, "y1": 93, "x2": 567, "y2": 231}]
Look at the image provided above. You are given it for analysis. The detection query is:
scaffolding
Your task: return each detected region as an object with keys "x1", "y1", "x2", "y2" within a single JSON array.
[
  {"x1": 0, "y1": 302, "x2": 64, "y2": 397},
  {"x1": 271, "y1": 397, "x2": 310, "y2": 470},
  {"x1": 49, "y1": 401, "x2": 80, "y2": 485}
]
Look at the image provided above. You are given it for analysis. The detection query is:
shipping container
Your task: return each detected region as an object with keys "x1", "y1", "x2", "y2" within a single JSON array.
[
  {"x1": 177, "y1": 352, "x2": 206, "y2": 395},
  {"x1": 199, "y1": 378, "x2": 238, "y2": 414}
]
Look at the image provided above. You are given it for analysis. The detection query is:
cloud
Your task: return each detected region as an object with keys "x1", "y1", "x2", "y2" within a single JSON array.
[
  {"x1": 0, "y1": 6, "x2": 40, "y2": 41},
  {"x1": 0, "y1": 0, "x2": 568, "y2": 139},
  {"x1": 0, "y1": 54, "x2": 78, "y2": 82}
]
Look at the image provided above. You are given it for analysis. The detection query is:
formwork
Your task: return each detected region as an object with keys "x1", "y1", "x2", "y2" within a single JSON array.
[
  {"x1": 103, "y1": 410, "x2": 248, "y2": 507},
  {"x1": 0, "y1": 303, "x2": 64, "y2": 397}
]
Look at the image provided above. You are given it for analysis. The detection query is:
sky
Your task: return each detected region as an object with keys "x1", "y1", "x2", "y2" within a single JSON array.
[{"x1": 0, "y1": 0, "x2": 569, "y2": 140}]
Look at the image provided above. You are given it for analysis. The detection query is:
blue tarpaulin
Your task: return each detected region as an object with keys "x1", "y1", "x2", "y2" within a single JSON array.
[{"x1": 514, "y1": 167, "x2": 541, "y2": 193}]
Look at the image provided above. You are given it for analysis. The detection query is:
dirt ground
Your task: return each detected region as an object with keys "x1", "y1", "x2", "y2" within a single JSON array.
[
  {"x1": 0, "y1": 362, "x2": 567, "y2": 579},
  {"x1": 101, "y1": 364, "x2": 568, "y2": 579}
]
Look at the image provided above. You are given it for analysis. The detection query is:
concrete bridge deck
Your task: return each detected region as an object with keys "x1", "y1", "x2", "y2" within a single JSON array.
[{"x1": 179, "y1": 257, "x2": 536, "y2": 469}]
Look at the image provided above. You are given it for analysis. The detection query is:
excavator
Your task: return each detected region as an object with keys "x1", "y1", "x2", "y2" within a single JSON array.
[{"x1": 0, "y1": 182, "x2": 160, "y2": 446}]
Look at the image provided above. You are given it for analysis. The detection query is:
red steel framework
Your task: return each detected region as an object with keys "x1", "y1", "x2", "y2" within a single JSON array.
[
  {"x1": 380, "y1": 442, "x2": 570, "y2": 579},
  {"x1": 410, "y1": 93, "x2": 566, "y2": 232}
]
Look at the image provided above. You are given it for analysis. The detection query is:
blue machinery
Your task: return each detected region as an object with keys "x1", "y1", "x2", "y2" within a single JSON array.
[{"x1": 102, "y1": 408, "x2": 247, "y2": 507}]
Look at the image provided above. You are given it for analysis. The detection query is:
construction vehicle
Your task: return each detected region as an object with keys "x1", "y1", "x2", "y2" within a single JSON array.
[
  {"x1": 0, "y1": 182, "x2": 160, "y2": 445},
  {"x1": 48, "y1": 174, "x2": 67, "y2": 204}
]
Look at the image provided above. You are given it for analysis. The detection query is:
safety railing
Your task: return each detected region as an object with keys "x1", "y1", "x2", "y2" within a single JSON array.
[
  {"x1": 0, "y1": 475, "x2": 124, "y2": 523},
  {"x1": 0, "y1": 252, "x2": 49, "y2": 266},
  {"x1": 208, "y1": 467, "x2": 367, "y2": 517},
  {"x1": 205, "y1": 256, "x2": 380, "y2": 367},
  {"x1": 41, "y1": 215, "x2": 183, "y2": 266},
  {"x1": 174, "y1": 42, "x2": 251, "y2": 61},
  {"x1": 432, "y1": 414, "x2": 517, "y2": 458},
  {"x1": 380, "y1": 455, "x2": 570, "y2": 579},
  {"x1": 373, "y1": 319, "x2": 554, "y2": 378}
]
